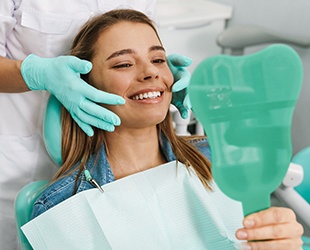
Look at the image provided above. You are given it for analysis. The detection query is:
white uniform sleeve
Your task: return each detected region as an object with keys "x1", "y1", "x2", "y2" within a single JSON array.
[{"x1": 0, "y1": 0, "x2": 18, "y2": 57}]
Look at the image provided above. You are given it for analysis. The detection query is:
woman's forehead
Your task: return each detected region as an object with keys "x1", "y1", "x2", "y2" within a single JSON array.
[
  {"x1": 96, "y1": 22, "x2": 161, "y2": 54},
  {"x1": 99, "y1": 21, "x2": 158, "y2": 42}
]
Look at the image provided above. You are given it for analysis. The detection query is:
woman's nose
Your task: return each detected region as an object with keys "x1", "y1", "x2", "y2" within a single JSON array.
[{"x1": 139, "y1": 62, "x2": 159, "y2": 81}]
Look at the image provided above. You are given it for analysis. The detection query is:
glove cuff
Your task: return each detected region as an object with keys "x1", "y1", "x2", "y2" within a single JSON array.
[{"x1": 21, "y1": 54, "x2": 45, "y2": 90}]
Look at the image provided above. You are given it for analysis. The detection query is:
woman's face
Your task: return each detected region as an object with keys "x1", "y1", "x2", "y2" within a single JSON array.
[{"x1": 89, "y1": 21, "x2": 174, "y2": 129}]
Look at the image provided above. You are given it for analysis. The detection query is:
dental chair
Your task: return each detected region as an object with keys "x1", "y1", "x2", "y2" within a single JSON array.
[
  {"x1": 275, "y1": 146, "x2": 310, "y2": 247},
  {"x1": 292, "y1": 148, "x2": 310, "y2": 247},
  {"x1": 15, "y1": 181, "x2": 48, "y2": 250}
]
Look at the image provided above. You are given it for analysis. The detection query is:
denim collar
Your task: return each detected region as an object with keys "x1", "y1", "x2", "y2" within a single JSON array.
[{"x1": 76, "y1": 132, "x2": 176, "y2": 192}]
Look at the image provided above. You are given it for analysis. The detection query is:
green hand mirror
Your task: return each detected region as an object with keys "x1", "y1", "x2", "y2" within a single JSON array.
[{"x1": 189, "y1": 44, "x2": 303, "y2": 216}]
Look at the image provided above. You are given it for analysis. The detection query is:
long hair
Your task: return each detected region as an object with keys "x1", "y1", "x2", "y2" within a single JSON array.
[{"x1": 52, "y1": 9, "x2": 212, "y2": 190}]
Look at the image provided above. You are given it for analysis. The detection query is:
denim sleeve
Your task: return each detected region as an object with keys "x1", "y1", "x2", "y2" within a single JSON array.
[
  {"x1": 31, "y1": 202, "x2": 49, "y2": 220},
  {"x1": 190, "y1": 138, "x2": 212, "y2": 162},
  {"x1": 199, "y1": 142, "x2": 212, "y2": 162}
]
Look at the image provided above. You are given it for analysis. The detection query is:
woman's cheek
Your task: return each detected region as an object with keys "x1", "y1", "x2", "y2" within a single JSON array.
[
  {"x1": 101, "y1": 75, "x2": 130, "y2": 96},
  {"x1": 163, "y1": 69, "x2": 174, "y2": 89}
]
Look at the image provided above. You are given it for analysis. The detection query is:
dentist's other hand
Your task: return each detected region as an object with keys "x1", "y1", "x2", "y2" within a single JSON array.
[
  {"x1": 167, "y1": 54, "x2": 192, "y2": 119},
  {"x1": 236, "y1": 207, "x2": 303, "y2": 250},
  {"x1": 21, "y1": 54, "x2": 125, "y2": 136}
]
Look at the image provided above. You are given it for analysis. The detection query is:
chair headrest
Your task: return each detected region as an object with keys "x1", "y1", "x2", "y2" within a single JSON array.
[{"x1": 43, "y1": 95, "x2": 62, "y2": 166}]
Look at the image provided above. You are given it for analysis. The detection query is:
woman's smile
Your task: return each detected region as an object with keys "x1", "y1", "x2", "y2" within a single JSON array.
[
  {"x1": 128, "y1": 87, "x2": 165, "y2": 105},
  {"x1": 130, "y1": 90, "x2": 162, "y2": 100}
]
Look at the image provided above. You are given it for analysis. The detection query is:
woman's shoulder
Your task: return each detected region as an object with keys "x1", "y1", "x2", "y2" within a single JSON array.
[
  {"x1": 31, "y1": 172, "x2": 82, "y2": 219},
  {"x1": 186, "y1": 136, "x2": 209, "y2": 146},
  {"x1": 31, "y1": 147, "x2": 112, "y2": 219},
  {"x1": 185, "y1": 136, "x2": 212, "y2": 160}
]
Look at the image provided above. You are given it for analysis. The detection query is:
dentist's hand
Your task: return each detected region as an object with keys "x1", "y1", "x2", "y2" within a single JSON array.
[
  {"x1": 21, "y1": 54, "x2": 125, "y2": 136},
  {"x1": 167, "y1": 54, "x2": 192, "y2": 119},
  {"x1": 236, "y1": 207, "x2": 303, "y2": 250}
]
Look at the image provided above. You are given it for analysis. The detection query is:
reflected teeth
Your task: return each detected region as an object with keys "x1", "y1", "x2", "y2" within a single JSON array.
[{"x1": 132, "y1": 91, "x2": 161, "y2": 100}]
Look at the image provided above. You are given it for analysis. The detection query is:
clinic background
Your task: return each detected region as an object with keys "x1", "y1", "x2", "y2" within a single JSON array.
[{"x1": 155, "y1": 0, "x2": 310, "y2": 156}]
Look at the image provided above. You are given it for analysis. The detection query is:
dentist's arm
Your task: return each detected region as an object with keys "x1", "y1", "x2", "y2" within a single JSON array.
[
  {"x1": 0, "y1": 56, "x2": 28, "y2": 92},
  {"x1": 1, "y1": 54, "x2": 125, "y2": 136},
  {"x1": 236, "y1": 207, "x2": 304, "y2": 250}
]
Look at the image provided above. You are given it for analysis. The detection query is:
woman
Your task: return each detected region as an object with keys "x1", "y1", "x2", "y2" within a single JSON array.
[
  {"x1": 0, "y1": 2, "x2": 191, "y2": 248},
  {"x1": 31, "y1": 9, "x2": 303, "y2": 249}
]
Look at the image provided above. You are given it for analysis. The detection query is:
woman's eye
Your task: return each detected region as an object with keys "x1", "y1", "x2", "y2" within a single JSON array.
[
  {"x1": 152, "y1": 58, "x2": 166, "y2": 64},
  {"x1": 113, "y1": 63, "x2": 132, "y2": 68}
]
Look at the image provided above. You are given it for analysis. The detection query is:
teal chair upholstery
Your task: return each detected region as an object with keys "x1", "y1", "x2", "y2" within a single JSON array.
[
  {"x1": 304, "y1": 236, "x2": 310, "y2": 249},
  {"x1": 15, "y1": 180, "x2": 49, "y2": 250},
  {"x1": 292, "y1": 147, "x2": 310, "y2": 205},
  {"x1": 292, "y1": 147, "x2": 310, "y2": 249}
]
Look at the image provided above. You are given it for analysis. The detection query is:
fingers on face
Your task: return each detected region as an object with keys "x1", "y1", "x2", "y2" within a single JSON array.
[{"x1": 80, "y1": 100, "x2": 121, "y2": 126}]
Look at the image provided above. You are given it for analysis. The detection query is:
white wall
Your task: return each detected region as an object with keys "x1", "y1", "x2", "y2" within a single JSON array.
[{"x1": 212, "y1": 0, "x2": 310, "y2": 155}]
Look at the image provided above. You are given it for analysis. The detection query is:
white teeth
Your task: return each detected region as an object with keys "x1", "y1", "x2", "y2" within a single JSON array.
[{"x1": 132, "y1": 91, "x2": 161, "y2": 100}]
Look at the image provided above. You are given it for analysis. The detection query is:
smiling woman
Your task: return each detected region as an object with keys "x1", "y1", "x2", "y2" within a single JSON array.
[
  {"x1": 31, "y1": 8, "x2": 212, "y2": 212},
  {"x1": 44, "y1": 9, "x2": 211, "y2": 185},
  {"x1": 27, "y1": 9, "x2": 304, "y2": 250}
]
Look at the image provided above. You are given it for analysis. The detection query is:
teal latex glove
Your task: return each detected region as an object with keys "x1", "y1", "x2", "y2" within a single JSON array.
[
  {"x1": 21, "y1": 54, "x2": 125, "y2": 136},
  {"x1": 167, "y1": 54, "x2": 192, "y2": 119}
]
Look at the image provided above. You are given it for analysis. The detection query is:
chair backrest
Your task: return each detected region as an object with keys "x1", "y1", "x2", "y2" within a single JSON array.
[
  {"x1": 43, "y1": 95, "x2": 62, "y2": 165},
  {"x1": 15, "y1": 180, "x2": 49, "y2": 250}
]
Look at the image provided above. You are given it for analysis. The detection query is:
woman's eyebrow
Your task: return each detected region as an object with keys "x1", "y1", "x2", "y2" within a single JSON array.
[
  {"x1": 149, "y1": 45, "x2": 165, "y2": 52},
  {"x1": 106, "y1": 49, "x2": 134, "y2": 60},
  {"x1": 106, "y1": 45, "x2": 166, "y2": 61}
]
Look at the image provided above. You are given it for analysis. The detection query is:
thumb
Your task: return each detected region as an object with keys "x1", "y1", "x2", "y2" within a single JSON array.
[
  {"x1": 167, "y1": 54, "x2": 192, "y2": 67},
  {"x1": 183, "y1": 94, "x2": 192, "y2": 110},
  {"x1": 67, "y1": 56, "x2": 93, "y2": 74}
]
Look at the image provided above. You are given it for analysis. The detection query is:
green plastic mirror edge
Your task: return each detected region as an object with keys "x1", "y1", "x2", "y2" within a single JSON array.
[
  {"x1": 189, "y1": 44, "x2": 303, "y2": 216},
  {"x1": 43, "y1": 95, "x2": 62, "y2": 166}
]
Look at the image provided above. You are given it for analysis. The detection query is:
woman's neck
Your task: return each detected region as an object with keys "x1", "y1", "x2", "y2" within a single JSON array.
[{"x1": 104, "y1": 127, "x2": 166, "y2": 179}]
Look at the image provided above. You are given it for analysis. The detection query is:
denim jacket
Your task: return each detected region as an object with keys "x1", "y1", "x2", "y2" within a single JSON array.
[{"x1": 31, "y1": 134, "x2": 211, "y2": 219}]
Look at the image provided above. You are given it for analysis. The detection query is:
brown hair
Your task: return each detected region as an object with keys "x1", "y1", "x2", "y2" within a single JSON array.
[{"x1": 52, "y1": 9, "x2": 212, "y2": 190}]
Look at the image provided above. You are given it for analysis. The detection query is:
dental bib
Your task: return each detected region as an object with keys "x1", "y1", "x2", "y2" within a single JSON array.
[
  {"x1": 22, "y1": 161, "x2": 243, "y2": 250},
  {"x1": 189, "y1": 45, "x2": 303, "y2": 216}
]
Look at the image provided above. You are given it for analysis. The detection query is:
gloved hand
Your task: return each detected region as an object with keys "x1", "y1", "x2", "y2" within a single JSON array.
[
  {"x1": 21, "y1": 54, "x2": 125, "y2": 136},
  {"x1": 167, "y1": 54, "x2": 192, "y2": 119}
]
